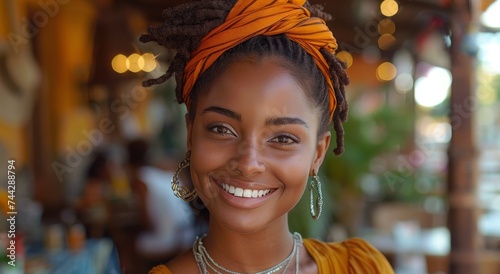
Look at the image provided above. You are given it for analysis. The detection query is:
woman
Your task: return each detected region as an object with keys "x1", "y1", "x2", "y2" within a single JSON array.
[{"x1": 142, "y1": 0, "x2": 394, "y2": 273}]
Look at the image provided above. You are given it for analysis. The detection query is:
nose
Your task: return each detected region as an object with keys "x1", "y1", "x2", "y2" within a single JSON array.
[{"x1": 229, "y1": 141, "x2": 265, "y2": 177}]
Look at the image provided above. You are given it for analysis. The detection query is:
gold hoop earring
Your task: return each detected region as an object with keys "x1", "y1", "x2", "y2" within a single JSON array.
[
  {"x1": 309, "y1": 171, "x2": 323, "y2": 220},
  {"x1": 172, "y1": 151, "x2": 197, "y2": 202}
]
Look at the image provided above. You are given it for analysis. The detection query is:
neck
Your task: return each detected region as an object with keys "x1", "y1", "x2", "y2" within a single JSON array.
[{"x1": 201, "y1": 216, "x2": 295, "y2": 273}]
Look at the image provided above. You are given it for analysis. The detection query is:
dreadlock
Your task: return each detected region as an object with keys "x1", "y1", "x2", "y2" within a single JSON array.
[{"x1": 140, "y1": 0, "x2": 349, "y2": 155}]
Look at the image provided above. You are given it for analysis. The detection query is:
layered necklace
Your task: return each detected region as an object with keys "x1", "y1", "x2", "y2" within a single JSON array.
[{"x1": 193, "y1": 232, "x2": 303, "y2": 274}]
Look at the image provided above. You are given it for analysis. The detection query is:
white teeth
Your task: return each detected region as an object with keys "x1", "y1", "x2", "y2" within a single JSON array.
[
  {"x1": 234, "y1": 188, "x2": 244, "y2": 197},
  {"x1": 220, "y1": 183, "x2": 272, "y2": 198},
  {"x1": 251, "y1": 190, "x2": 258, "y2": 198},
  {"x1": 243, "y1": 189, "x2": 252, "y2": 198}
]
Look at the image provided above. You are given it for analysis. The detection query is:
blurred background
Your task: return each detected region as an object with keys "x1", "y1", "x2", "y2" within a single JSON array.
[{"x1": 0, "y1": 0, "x2": 499, "y2": 273}]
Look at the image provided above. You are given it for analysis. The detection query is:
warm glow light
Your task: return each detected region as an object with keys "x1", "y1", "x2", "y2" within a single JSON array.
[
  {"x1": 481, "y1": 0, "x2": 500, "y2": 29},
  {"x1": 395, "y1": 73, "x2": 414, "y2": 94},
  {"x1": 336, "y1": 51, "x2": 353, "y2": 68},
  {"x1": 378, "y1": 19, "x2": 396, "y2": 35},
  {"x1": 415, "y1": 66, "x2": 452, "y2": 107},
  {"x1": 381, "y1": 0, "x2": 399, "y2": 17},
  {"x1": 113, "y1": 53, "x2": 157, "y2": 74},
  {"x1": 378, "y1": 34, "x2": 396, "y2": 50},
  {"x1": 137, "y1": 55, "x2": 145, "y2": 70},
  {"x1": 376, "y1": 62, "x2": 397, "y2": 81},
  {"x1": 140, "y1": 53, "x2": 157, "y2": 72},
  {"x1": 111, "y1": 54, "x2": 128, "y2": 73},
  {"x1": 126, "y1": 53, "x2": 142, "y2": 73}
]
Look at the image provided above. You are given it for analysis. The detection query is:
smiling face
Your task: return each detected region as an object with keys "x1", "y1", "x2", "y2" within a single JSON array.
[{"x1": 187, "y1": 56, "x2": 330, "y2": 234}]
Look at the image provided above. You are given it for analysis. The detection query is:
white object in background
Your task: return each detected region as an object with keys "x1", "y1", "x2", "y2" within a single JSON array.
[
  {"x1": 136, "y1": 167, "x2": 196, "y2": 255},
  {"x1": 393, "y1": 221, "x2": 428, "y2": 274},
  {"x1": 482, "y1": 1, "x2": 500, "y2": 29},
  {"x1": 0, "y1": 0, "x2": 41, "y2": 126}
]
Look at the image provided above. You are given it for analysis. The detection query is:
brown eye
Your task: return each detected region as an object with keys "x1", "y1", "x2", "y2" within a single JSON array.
[
  {"x1": 270, "y1": 134, "x2": 299, "y2": 145},
  {"x1": 215, "y1": 126, "x2": 228, "y2": 134},
  {"x1": 208, "y1": 123, "x2": 236, "y2": 137}
]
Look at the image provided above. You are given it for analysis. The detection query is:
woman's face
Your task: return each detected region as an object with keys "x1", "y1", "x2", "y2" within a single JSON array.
[{"x1": 187, "y1": 57, "x2": 330, "y2": 233}]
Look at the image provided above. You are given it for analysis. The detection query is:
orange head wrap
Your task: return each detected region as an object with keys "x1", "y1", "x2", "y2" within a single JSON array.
[{"x1": 183, "y1": 0, "x2": 338, "y2": 120}]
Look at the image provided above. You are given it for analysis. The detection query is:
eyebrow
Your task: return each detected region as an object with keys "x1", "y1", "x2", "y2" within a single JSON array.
[
  {"x1": 202, "y1": 106, "x2": 308, "y2": 128},
  {"x1": 265, "y1": 117, "x2": 309, "y2": 128},
  {"x1": 202, "y1": 106, "x2": 241, "y2": 121}
]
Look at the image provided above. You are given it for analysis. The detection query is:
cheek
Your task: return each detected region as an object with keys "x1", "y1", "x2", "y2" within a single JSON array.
[
  {"x1": 189, "y1": 128, "x2": 232, "y2": 198},
  {"x1": 271, "y1": 146, "x2": 314, "y2": 193},
  {"x1": 280, "y1": 156, "x2": 311, "y2": 189},
  {"x1": 190, "y1": 127, "x2": 233, "y2": 170}
]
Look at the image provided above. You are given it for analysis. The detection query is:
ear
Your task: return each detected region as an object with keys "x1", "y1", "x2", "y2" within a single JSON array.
[
  {"x1": 185, "y1": 113, "x2": 193, "y2": 150},
  {"x1": 310, "y1": 131, "x2": 331, "y2": 175}
]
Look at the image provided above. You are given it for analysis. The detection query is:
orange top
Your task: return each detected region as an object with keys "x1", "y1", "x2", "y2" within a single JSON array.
[
  {"x1": 148, "y1": 237, "x2": 394, "y2": 274},
  {"x1": 182, "y1": 0, "x2": 338, "y2": 120}
]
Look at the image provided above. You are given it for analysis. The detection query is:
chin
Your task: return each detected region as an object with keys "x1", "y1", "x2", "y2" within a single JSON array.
[{"x1": 209, "y1": 207, "x2": 287, "y2": 235}]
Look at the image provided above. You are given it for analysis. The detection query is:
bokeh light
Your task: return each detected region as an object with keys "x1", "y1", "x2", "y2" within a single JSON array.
[
  {"x1": 481, "y1": 0, "x2": 500, "y2": 29},
  {"x1": 111, "y1": 54, "x2": 128, "y2": 73},
  {"x1": 140, "y1": 53, "x2": 157, "y2": 72},
  {"x1": 376, "y1": 62, "x2": 397, "y2": 81},
  {"x1": 113, "y1": 53, "x2": 158, "y2": 73},
  {"x1": 126, "y1": 53, "x2": 142, "y2": 73},
  {"x1": 378, "y1": 19, "x2": 396, "y2": 35},
  {"x1": 378, "y1": 34, "x2": 397, "y2": 50},
  {"x1": 415, "y1": 66, "x2": 452, "y2": 107},
  {"x1": 395, "y1": 73, "x2": 414, "y2": 94},
  {"x1": 380, "y1": 0, "x2": 399, "y2": 17},
  {"x1": 336, "y1": 51, "x2": 353, "y2": 68}
]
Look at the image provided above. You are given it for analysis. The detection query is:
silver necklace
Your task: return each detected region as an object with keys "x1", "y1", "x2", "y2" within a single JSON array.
[{"x1": 193, "y1": 232, "x2": 303, "y2": 274}]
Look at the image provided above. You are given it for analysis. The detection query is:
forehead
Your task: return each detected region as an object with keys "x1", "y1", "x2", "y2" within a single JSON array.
[{"x1": 197, "y1": 59, "x2": 317, "y2": 122}]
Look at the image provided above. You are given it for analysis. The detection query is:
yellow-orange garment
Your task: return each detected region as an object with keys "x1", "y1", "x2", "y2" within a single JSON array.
[
  {"x1": 148, "y1": 238, "x2": 394, "y2": 274},
  {"x1": 182, "y1": 0, "x2": 338, "y2": 120}
]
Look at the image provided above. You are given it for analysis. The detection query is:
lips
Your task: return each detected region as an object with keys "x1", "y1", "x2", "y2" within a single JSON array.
[{"x1": 220, "y1": 182, "x2": 273, "y2": 198}]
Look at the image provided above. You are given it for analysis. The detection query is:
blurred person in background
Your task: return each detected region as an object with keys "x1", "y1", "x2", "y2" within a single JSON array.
[
  {"x1": 126, "y1": 139, "x2": 197, "y2": 265},
  {"x1": 76, "y1": 151, "x2": 112, "y2": 239}
]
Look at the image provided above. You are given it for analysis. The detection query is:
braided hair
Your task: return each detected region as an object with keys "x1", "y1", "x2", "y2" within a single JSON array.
[{"x1": 140, "y1": 0, "x2": 349, "y2": 155}]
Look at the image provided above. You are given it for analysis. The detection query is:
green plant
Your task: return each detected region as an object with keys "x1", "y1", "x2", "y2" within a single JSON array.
[{"x1": 289, "y1": 103, "x2": 415, "y2": 238}]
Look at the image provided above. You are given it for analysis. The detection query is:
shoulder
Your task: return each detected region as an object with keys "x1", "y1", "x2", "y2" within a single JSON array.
[{"x1": 303, "y1": 237, "x2": 394, "y2": 274}]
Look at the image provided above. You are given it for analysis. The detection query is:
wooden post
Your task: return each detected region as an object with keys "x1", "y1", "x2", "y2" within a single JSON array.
[{"x1": 447, "y1": 0, "x2": 481, "y2": 273}]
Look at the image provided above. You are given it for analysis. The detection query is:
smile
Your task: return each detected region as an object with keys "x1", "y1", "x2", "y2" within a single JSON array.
[{"x1": 220, "y1": 183, "x2": 273, "y2": 198}]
